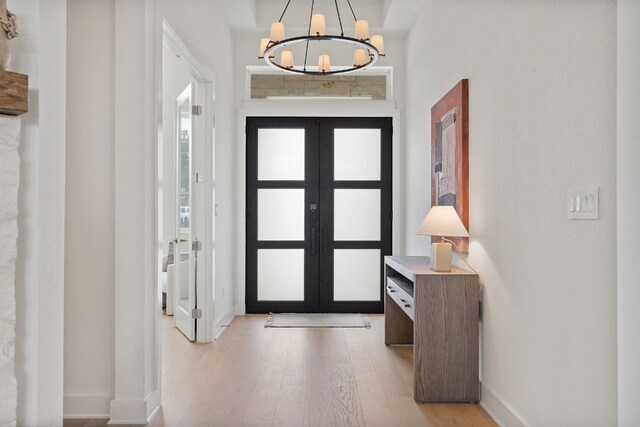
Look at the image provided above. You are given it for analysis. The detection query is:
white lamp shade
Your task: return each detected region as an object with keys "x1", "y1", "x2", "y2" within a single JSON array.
[
  {"x1": 416, "y1": 206, "x2": 469, "y2": 237},
  {"x1": 371, "y1": 35, "x2": 385, "y2": 55},
  {"x1": 259, "y1": 38, "x2": 270, "y2": 58},
  {"x1": 353, "y1": 49, "x2": 367, "y2": 66},
  {"x1": 281, "y1": 50, "x2": 294, "y2": 68},
  {"x1": 318, "y1": 54, "x2": 331, "y2": 73},
  {"x1": 354, "y1": 20, "x2": 369, "y2": 40},
  {"x1": 310, "y1": 14, "x2": 326, "y2": 36},
  {"x1": 270, "y1": 22, "x2": 285, "y2": 42}
]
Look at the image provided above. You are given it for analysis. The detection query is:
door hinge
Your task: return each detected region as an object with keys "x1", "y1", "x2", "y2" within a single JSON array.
[
  {"x1": 191, "y1": 308, "x2": 202, "y2": 319},
  {"x1": 192, "y1": 105, "x2": 202, "y2": 116},
  {"x1": 193, "y1": 172, "x2": 203, "y2": 183},
  {"x1": 192, "y1": 240, "x2": 202, "y2": 251}
]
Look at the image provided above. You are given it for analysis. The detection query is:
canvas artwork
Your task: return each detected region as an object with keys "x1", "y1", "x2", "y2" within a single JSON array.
[{"x1": 431, "y1": 80, "x2": 469, "y2": 252}]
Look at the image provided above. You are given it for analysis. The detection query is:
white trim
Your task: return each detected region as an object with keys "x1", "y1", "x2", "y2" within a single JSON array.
[
  {"x1": 163, "y1": 21, "x2": 214, "y2": 82},
  {"x1": 108, "y1": 400, "x2": 147, "y2": 425},
  {"x1": 145, "y1": 388, "x2": 161, "y2": 420},
  {"x1": 107, "y1": 387, "x2": 159, "y2": 425},
  {"x1": 235, "y1": 100, "x2": 403, "y2": 315},
  {"x1": 234, "y1": 303, "x2": 246, "y2": 316},
  {"x1": 63, "y1": 395, "x2": 111, "y2": 420},
  {"x1": 212, "y1": 307, "x2": 236, "y2": 341},
  {"x1": 480, "y1": 384, "x2": 528, "y2": 427}
]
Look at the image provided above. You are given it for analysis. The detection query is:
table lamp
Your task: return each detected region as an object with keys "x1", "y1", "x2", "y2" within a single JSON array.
[{"x1": 416, "y1": 206, "x2": 469, "y2": 272}]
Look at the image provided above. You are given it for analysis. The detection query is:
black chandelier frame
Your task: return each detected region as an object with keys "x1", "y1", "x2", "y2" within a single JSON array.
[{"x1": 259, "y1": 0, "x2": 385, "y2": 76}]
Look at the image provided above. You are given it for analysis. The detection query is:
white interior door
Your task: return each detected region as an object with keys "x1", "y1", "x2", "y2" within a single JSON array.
[{"x1": 174, "y1": 83, "x2": 201, "y2": 341}]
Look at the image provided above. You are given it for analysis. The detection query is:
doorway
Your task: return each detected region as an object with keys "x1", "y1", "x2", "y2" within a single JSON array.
[
  {"x1": 246, "y1": 117, "x2": 392, "y2": 313},
  {"x1": 161, "y1": 21, "x2": 215, "y2": 342}
]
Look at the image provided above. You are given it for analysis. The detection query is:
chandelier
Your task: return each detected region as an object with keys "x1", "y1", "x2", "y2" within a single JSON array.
[{"x1": 258, "y1": 0, "x2": 385, "y2": 76}]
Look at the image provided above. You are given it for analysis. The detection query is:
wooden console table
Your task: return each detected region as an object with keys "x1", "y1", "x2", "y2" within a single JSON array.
[{"x1": 384, "y1": 256, "x2": 479, "y2": 403}]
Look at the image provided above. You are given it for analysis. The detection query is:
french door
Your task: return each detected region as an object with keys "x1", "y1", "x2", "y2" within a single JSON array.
[
  {"x1": 174, "y1": 83, "x2": 204, "y2": 341},
  {"x1": 246, "y1": 117, "x2": 392, "y2": 313}
]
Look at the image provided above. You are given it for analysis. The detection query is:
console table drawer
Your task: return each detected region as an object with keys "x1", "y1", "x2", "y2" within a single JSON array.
[{"x1": 386, "y1": 277, "x2": 415, "y2": 321}]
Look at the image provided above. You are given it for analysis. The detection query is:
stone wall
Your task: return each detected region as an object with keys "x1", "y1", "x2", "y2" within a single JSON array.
[
  {"x1": 251, "y1": 74, "x2": 386, "y2": 99},
  {"x1": 0, "y1": 115, "x2": 19, "y2": 427}
]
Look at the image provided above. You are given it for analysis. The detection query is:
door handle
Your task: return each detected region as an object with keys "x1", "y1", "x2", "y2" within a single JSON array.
[
  {"x1": 311, "y1": 227, "x2": 317, "y2": 255},
  {"x1": 321, "y1": 227, "x2": 327, "y2": 256}
]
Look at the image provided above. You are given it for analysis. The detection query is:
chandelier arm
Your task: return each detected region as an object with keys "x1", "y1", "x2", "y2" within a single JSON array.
[
  {"x1": 303, "y1": 40, "x2": 310, "y2": 71},
  {"x1": 278, "y1": 0, "x2": 292, "y2": 22},
  {"x1": 334, "y1": 0, "x2": 344, "y2": 37},
  {"x1": 344, "y1": 0, "x2": 358, "y2": 21},
  {"x1": 303, "y1": 0, "x2": 315, "y2": 71},
  {"x1": 307, "y1": 0, "x2": 315, "y2": 35}
]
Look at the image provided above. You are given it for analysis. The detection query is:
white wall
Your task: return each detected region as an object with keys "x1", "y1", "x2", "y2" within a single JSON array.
[
  {"x1": 161, "y1": 43, "x2": 193, "y2": 258},
  {"x1": 64, "y1": 0, "x2": 115, "y2": 417},
  {"x1": 404, "y1": 1, "x2": 617, "y2": 426},
  {"x1": 617, "y1": 0, "x2": 640, "y2": 425},
  {"x1": 12, "y1": 0, "x2": 67, "y2": 424}
]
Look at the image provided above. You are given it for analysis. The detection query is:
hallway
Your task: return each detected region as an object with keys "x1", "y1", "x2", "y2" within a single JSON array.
[{"x1": 67, "y1": 315, "x2": 495, "y2": 426}]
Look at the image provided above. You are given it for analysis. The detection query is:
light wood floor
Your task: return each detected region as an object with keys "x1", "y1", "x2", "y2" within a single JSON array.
[{"x1": 65, "y1": 314, "x2": 497, "y2": 427}]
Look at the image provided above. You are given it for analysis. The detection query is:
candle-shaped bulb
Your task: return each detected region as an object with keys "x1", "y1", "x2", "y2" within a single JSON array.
[
  {"x1": 354, "y1": 20, "x2": 369, "y2": 41},
  {"x1": 281, "y1": 50, "x2": 294, "y2": 68},
  {"x1": 259, "y1": 38, "x2": 270, "y2": 58},
  {"x1": 371, "y1": 35, "x2": 385, "y2": 55},
  {"x1": 270, "y1": 22, "x2": 285, "y2": 42},
  {"x1": 318, "y1": 54, "x2": 331, "y2": 73},
  {"x1": 310, "y1": 14, "x2": 326, "y2": 36},
  {"x1": 353, "y1": 49, "x2": 367, "y2": 67}
]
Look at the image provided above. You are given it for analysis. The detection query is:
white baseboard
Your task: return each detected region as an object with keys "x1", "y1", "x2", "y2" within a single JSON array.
[
  {"x1": 213, "y1": 308, "x2": 236, "y2": 340},
  {"x1": 234, "y1": 303, "x2": 246, "y2": 315},
  {"x1": 108, "y1": 389, "x2": 160, "y2": 425},
  {"x1": 480, "y1": 384, "x2": 528, "y2": 427},
  {"x1": 145, "y1": 389, "x2": 161, "y2": 420},
  {"x1": 63, "y1": 394, "x2": 111, "y2": 419}
]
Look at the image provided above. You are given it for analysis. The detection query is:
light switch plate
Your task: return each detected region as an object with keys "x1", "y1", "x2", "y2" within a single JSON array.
[{"x1": 568, "y1": 187, "x2": 599, "y2": 220}]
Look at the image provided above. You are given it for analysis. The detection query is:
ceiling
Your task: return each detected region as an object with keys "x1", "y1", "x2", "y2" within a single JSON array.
[{"x1": 222, "y1": 0, "x2": 423, "y2": 32}]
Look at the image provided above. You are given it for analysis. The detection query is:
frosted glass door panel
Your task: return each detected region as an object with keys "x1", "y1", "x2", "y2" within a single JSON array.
[
  {"x1": 334, "y1": 189, "x2": 380, "y2": 241},
  {"x1": 258, "y1": 249, "x2": 305, "y2": 301},
  {"x1": 258, "y1": 129, "x2": 305, "y2": 181},
  {"x1": 258, "y1": 189, "x2": 305, "y2": 241},
  {"x1": 334, "y1": 129, "x2": 381, "y2": 181},
  {"x1": 334, "y1": 249, "x2": 381, "y2": 301}
]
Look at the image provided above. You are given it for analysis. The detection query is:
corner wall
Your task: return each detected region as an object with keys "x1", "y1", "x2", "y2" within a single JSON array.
[
  {"x1": 404, "y1": 1, "x2": 617, "y2": 425},
  {"x1": 64, "y1": 0, "x2": 115, "y2": 416},
  {"x1": 617, "y1": 0, "x2": 640, "y2": 425}
]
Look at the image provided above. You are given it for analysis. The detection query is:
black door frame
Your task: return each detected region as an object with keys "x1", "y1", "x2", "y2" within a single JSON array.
[{"x1": 246, "y1": 116, "x2": 392, "y2": 313}]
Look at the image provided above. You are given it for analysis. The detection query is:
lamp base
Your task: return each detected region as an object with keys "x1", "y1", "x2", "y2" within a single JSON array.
[{"x1": 430, "y1": 242, "x2": 452, "y2": 272}]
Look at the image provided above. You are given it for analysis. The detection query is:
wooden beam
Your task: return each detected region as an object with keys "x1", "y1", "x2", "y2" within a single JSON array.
[{"x1": 0, "y1": 71, "x2": 28, "y2": 116}]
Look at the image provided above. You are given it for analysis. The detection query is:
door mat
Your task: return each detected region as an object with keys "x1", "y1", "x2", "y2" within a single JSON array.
[{"x1": 265, "y1": 313, "x2": 372, "y2": 329}]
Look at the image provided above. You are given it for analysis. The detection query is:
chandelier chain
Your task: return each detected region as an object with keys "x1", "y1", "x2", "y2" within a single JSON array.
[
  {"x1": 303, "y1": 0, "x2": 316, "y2": 71},
  {"x1": 345, "y1": 0, "x2": 358, "y2": 21},
  {"x1": 278, "y1": 0, "x2": 293, "y2": 22},
  {"x1": 334, "y1": 0, "x2": 344, "y2": 37}
]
